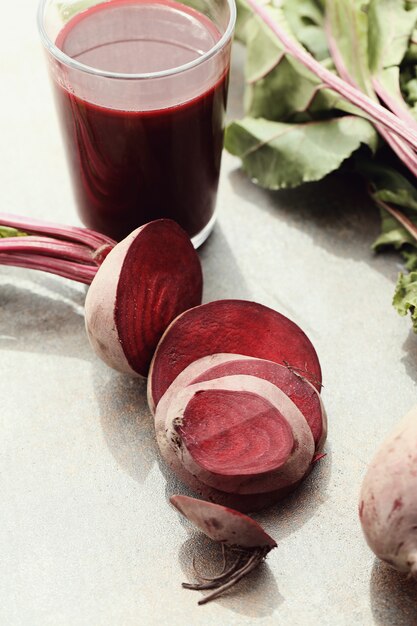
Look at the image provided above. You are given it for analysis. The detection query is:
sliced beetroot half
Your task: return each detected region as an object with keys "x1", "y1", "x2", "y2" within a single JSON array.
[
  {"x1": 149, "y1": 300, "x2": 322, "y2": 409},
  {"x1": 84, "y1": 219, "x2": 203, "y2": 377},
  {"x1": 171, "y1": 494, "x2": 276, "y2": 605},
  {"x1": 149, "y1": 352, "x2": 327, "y2": 451},
  {"x1": 159, "y1": 375, "x2": 315, "y2": 496}
]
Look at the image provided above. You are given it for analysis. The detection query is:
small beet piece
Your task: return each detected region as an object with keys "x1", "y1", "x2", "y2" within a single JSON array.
[
  {"x1": 158, "y1": 375, "x2": 315, "y2": 497},
  {"x1": 149, "y1": 352, "x2": 326, "y2": 450},
  {"x1": 359, "y1": 404, "x2": 417, "y2": 577},
  {"x1": 149, "y1": 300, "x2": 322, "y2": 409},
  {"x1": 170, "y1": 494, "x2": 276, "y2": 605},
  {"x1": 85, "y1": 220, "x2": 203, "y2": 377}
]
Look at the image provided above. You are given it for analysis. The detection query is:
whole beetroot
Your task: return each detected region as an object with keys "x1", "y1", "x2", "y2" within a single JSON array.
[{"x1": 359, "y1": 404, "x2": 417, "y2": 577}]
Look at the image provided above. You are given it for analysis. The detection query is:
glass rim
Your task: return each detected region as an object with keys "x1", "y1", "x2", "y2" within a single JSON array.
[{"x1": 37, "y1": 0, "x2": 236, "y2": 80}]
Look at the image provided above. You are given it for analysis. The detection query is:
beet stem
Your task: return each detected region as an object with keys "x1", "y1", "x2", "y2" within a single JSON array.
[
  {"x1": 0, "y1": 252, "x2": 96, "y2": 284},
  {"x1": 0, "y1": 236, "x2": 98, "y2": 266},
  {"x1": 245, "y1": 0, "x2": 417, "y2": 149},
  {"x1": 324, "y1": 14, "x2": 417, "y2": 179},
  {"x1": 0, "y1": 213, "x2": 116, "y2": 249},
  {"x1": 372, "y1": 196, "x2": 417, "y2": 243}
]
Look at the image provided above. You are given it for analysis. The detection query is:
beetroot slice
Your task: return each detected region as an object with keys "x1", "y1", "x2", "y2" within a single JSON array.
[
  {"x1": 171, "y1": 494, "x2": 276, "y2": 605},
  {"x1": 161, "y1": 375, "x2": 315, "y2": 495},
  {"x1": 85, "y1": 219, "x2": 202, "y2": 377},
  {"x1": 147, "y1": 353, "x2": 245, "y2": 414},
  {"x1": 171, "y1": 495, "x2": 276, "y2": 548},
  {"x1": 157, "y1": 384, "x2": 307, "y2": 511},
  {"x1": 159, "y1": 425, "x2": 300, "y2": 512},
  {"x1": 149, "y1": 352, "x2": 326, "y2": 450},
  {"x1": 149, "y1": 300, "x2": 322, "y2": 408},
  {"x1": 192, "y1": 356, "x2": 327, "y2": 451}
]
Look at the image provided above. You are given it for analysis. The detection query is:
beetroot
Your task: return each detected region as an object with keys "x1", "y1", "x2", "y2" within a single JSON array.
[
  {"x1": 156, "y1": 375, "x2": 315, "y2": 508},
  {"x1": 149, "y1": 352, "x2": 326, "y2": 450},
  {"x1": 84, "y1": 220, "x2": 202, "y2": 376},
  {"x1": 0, "y1": 216, "x2": 203, "y2": 377},
  {"x1": 148, "y1": 300, "x2": 322, "y2": 410},
  {"x1": 359, "y1": 404, "x2": 417, "y2": 577},
  {"x1": 171, "y1": 494, "x2": 276, "y2": 604}
]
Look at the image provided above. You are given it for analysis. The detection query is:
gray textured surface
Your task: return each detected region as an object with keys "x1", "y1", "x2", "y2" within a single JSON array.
[{"x1": 1, "y1": 3, "x2": 417, "y2": 625}]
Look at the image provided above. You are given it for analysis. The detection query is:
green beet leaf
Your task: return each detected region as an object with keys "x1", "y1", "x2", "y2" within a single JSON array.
[
  {"x1": 325, "y1": 0, "x2": 374, "y2": 96},
  {"x1": 238, "y1": 0, "x2": 357, "y2": 121},
  {"x1": 368, "y1": 0, "x2": 417, "y2": 120},
  {"x1": 225, "y1": 116, "x2": 377, "y2": 189},
  {"x1": 393, "y1": 271, "x2": 417, "y2": 331},
  {"x1": 282, "y1": 0, "x2": 329, "y2": 62},
  {"x1": 356, "y1": 160, "x2": 417, "y2": 250}
]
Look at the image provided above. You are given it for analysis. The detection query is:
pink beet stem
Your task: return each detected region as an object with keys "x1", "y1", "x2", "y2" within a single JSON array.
[
  {"x1": 372, "y1": 77, "x2": 417, "y2": 135},
  {"x1": 372, "y1": 195, "x2": 417, "y2": 242},
  {"x1": 0, "y1": 252, "x2": 96, "y2": 284},
  {"x1": 324, "y1": 15, "x2": 417, "y2": 179},
  {"x1": 0, "y1": 213, "x2": 116, "y2": 249},
  {"x1": 245, "y1": 0, "x2": 417, "y2": 149},
  {"x1": 0, "y1": 236, "x2": 98, "y2": 265}
]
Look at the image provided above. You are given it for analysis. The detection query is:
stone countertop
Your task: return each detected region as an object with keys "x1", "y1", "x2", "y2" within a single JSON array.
[{"x1": 1, "y1": 3, "x2": 417, "y2": 625}]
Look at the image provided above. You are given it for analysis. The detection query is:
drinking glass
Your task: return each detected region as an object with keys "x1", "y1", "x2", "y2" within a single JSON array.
[{"x1": 38, "y1": 0, "x2": 236, "y2": 245}]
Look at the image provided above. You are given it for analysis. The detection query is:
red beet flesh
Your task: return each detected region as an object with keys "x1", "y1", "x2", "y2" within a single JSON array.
[
  {"x1": 175, "y1": 354, "x2": 326, "y2": 450},
  {"x1": 179, "y1": 389, "x2": 294, "y2": 476},
  {"x1": 149, "y1": 300, "x2": 322, "y2": 409},
  {"x1": 85, "y1": 219, "x2": 203, "y2": 376},
  {"x1": 159, "y1": 375, "x2": 315, "y2": 498}
]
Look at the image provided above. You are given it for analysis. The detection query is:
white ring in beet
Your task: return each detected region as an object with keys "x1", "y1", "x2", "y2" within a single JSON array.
[
  {"x1": 84, "y1": 219, "x2": 203, "y2": 377},
  {"x1": 148, "y1": 300, "x2": 322, "y2": 410},
  {"x1": 359, "y1": 404, "x2": 417, "y2": 576},
  {"x1": 159, "y1": 375, "x2": 315, "y2": 496},
  {"x1": 149, "y1": 352, "x2": 327, "y2": 451}
]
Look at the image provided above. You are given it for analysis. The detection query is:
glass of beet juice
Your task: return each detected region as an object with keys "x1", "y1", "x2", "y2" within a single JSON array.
[{"x1": 37, "y1": 0, "x2": 236, "y2": 246}]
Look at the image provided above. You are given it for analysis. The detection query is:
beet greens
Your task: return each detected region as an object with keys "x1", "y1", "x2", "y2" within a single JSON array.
[{"x1": 225, "y1": 0, "x2": 417, "y2": 331}]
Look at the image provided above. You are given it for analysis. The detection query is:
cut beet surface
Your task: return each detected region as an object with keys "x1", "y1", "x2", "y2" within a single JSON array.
[
  {"x1": 171, "y1": 494, "x2": 277, "y2": 605},
  {"x1": 149, "y1": 352, "x2": 326, "y2": 450},
  {"x1": 160, "y1": 375, "x2": 315, "y2": 496},
  {"x1": 179, "y1": 389, "x2": 295, "y2": 476},
  {"x1": 85, "y1": 219, "x2": 203, "y2": 377},
  {"x1": 149, "y1": 300, "x2": 322, "y2": 409}
]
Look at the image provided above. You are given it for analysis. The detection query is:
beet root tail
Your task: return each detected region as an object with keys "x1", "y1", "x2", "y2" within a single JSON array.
[{"x1": 182, "y1": 546, "x2": 270, "y2": 605}]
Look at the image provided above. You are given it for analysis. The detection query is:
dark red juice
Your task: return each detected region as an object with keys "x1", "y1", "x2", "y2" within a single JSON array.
[{"x1": 53, "y1": 0, "x2": 230, "y2": 241}]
